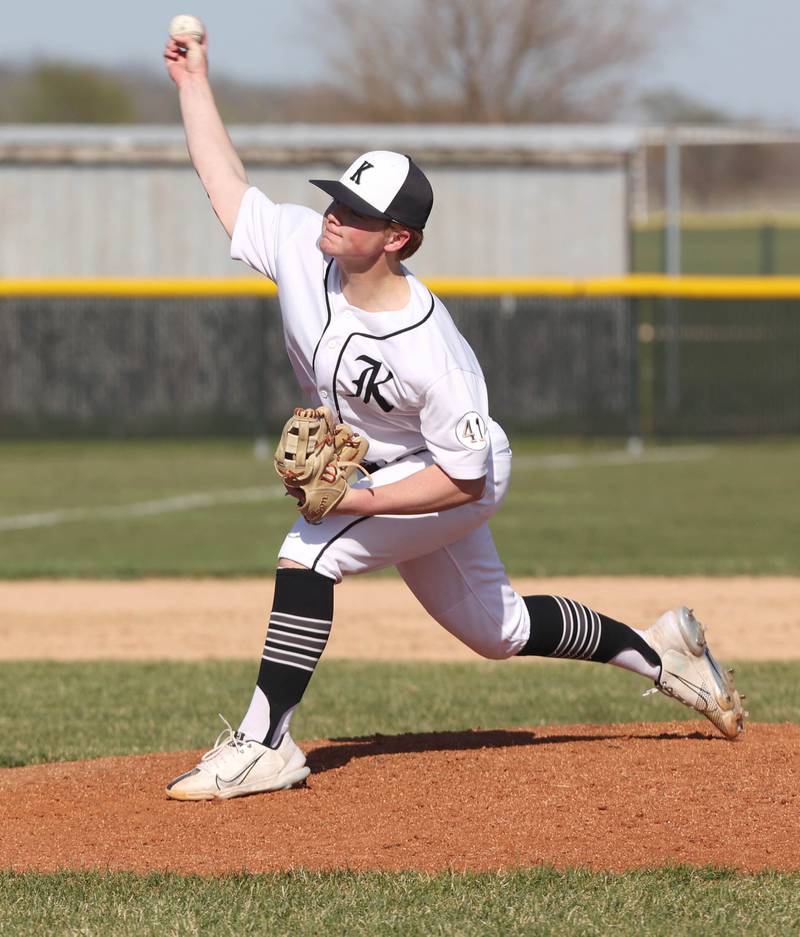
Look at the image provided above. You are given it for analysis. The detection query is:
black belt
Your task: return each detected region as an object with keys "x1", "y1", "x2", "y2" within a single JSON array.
[{"x1": 362, "y1": 447, "x2": 428, "y2": 475}]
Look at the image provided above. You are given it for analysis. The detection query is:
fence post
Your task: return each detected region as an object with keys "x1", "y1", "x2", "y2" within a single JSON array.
[
  {"x1": 253, "y1": 298, "x2": 270, "y2": 460},
  {"x1": 663, "y1": 133, "x2": 682, "y2": 415},
  {"x1": 664, "y1": 134, "x2": 682, "y2": 276},
  {"x1": 759, "y1": 223, "x2": 776, "y2": 275},
  {"x1": 627, "y1": 297, "x2": 643, "y2": 453},
  {"x1": 638, "y1": 297, "x2": 656, "y2": 437}
]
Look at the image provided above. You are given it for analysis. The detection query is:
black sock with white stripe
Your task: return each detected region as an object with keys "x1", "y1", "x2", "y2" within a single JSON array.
[
  {"x1": 517, "y1": 595, "x2": 661, "y2": 679},
  {"x1": 240, "y1": 568, "x2": 334, "y2": 749}
]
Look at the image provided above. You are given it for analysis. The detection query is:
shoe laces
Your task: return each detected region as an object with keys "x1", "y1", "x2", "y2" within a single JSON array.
[{"x1": 199, "y1": 714, "x2": 249, "y2": 766}]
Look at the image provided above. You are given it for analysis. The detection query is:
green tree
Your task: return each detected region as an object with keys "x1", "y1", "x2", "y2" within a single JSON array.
[{"x1": 20, "y1": 62, "x2": 138, "y2": 123}]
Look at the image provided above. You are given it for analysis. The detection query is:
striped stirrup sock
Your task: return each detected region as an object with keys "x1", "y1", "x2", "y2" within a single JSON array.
[
  {"x1": 250, "y1": 567, "x2": 334, "y2": 748},
  {"x1": 263, "y1": 609, "x2": 332, "y2": 673},
  {"x1": 518, "y1": 595, "x2": 661, "y2": 675}
]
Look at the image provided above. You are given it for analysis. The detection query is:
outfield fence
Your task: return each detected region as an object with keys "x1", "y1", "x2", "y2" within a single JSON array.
[
  {"x1": 633, "y1": 218, "x2": 800, "y2": 275},
  {"x1": 1, "y1": 277, "x2": 799, "y2": 438}
]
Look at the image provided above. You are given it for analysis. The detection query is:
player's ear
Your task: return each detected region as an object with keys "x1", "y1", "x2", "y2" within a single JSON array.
[{"x1": 384, "y1": 225, "x2": 411, "y2": 254}]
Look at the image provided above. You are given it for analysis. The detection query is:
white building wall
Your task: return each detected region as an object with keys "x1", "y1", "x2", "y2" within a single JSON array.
[{"x1": 0, "y1": 135, "x2": 628, "y2": 278}]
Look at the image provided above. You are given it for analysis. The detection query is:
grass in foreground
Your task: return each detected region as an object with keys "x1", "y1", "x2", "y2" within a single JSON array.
[
  {"x1": 1, "y1": 868, "x2": 799, "y2": 937},
  {"x1": 2, "y1": 661, "x2": 797, "y2": 936},
  {"x1": 0, "y1": 659, "x2": 796, "y2": 768},
  {"x1": 0, "y1": 438, "x2": 797, "y2": 576}
]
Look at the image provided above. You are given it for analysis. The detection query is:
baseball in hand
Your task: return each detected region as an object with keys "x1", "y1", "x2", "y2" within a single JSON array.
[{"x1": 169, "y1": 14, "x2": 205, "y2": 42}]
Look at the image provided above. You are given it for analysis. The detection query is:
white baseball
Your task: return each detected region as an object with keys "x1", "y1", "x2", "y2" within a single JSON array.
[{"x1": 169, "y1": 14, "x2": 205, "y2": 42}]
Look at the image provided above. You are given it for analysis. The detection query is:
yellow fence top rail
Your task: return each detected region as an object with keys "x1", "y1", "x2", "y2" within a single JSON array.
[
  {"x1": 3, "y1": 275, "x2": 800, "y2": 299},
  {"x1": 0, "y1": 278, "x2": 279, "y2": 297}
]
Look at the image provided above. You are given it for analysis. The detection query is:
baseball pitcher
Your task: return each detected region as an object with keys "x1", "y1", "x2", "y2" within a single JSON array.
[{"x1": 163, "y1": 23, "x2": 745, "y2": 800}]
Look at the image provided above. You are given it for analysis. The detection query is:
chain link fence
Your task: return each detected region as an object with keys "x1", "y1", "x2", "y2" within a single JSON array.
[{"x1": 1, "y1": 287, "x2": 798, "y2": 438}]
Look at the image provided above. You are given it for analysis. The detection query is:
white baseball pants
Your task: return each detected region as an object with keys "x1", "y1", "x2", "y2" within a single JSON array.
[{"x1": 278, "y1": 432, "x2": 531, "y2": 660}]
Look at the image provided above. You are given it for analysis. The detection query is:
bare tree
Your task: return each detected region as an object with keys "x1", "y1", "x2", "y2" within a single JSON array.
[{"x1": 310, "y1": 0, "x2": 666, "y2": 122}]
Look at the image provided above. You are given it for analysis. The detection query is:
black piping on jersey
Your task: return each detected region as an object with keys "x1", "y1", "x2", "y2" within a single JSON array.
[
  {"x1": 310, "y1": 516, "x2": 371, "y2": 573},
  {"x1": 331, "y1": 290, "x2": 436, "y2": 422},
  {"x1": 311, "y1": 259, "x2": 335, "y2": 374},
  {"x1": 308, "y1": 445, "x2": 431, "y2": 573},
  {"x1": 362, "y1": 445, "x2": 428, "y2": 474}
]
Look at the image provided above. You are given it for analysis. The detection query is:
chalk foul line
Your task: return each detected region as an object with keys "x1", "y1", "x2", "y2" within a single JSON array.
[
  {"x1": 1, "y1": 446, "x2": 715, "y2": 532},
  {"x1": 512, "y1": 445, "x2": 715, "y2": 470},
  {"x1": 0, "y1": 486, "x2": 286, "y2": 532}
]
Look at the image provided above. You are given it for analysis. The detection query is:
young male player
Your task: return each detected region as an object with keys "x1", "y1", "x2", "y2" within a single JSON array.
[{"x1": 163, "y1": 27, "x2": 745, "y2": 800}]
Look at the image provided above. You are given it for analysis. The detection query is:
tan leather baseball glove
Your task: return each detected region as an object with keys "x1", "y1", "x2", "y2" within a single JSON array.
[{"x1": 274, "y1": 406, "x2": 369, "y2": 525}]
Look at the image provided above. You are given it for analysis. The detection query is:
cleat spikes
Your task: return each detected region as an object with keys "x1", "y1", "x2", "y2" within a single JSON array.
[{"x1": 644, "y1": 607, "x2": 746, "y2": 740}]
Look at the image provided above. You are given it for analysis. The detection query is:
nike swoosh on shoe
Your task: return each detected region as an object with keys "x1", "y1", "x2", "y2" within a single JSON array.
[
  {"x1": 667, "y1": 671, "x2": 712, "y2": 709},
  {"x1": 215, "y1": 753, "x2": 265, "y2": 791}
]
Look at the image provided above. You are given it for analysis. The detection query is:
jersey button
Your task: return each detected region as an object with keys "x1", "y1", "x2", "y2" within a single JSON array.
[
  {"x1": 320, "y1": 390, "x2": 329, "y2": 399},
  {"x1": 328, "y1": 340, "x2": 337, "y2": 350}
]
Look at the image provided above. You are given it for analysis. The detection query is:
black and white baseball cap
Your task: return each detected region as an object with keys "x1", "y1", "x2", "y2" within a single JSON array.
[{"x1": 310, "y1": 151, "x2": 434, "y2": 230}]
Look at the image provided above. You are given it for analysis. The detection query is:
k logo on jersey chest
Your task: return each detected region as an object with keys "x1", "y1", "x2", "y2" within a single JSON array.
[{"x1": 345, "y1": 355, "x2": 395, "y2": 412}]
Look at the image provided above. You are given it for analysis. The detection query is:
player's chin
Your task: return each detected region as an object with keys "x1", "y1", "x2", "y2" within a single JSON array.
[{"x1": 318, "y1": 233, "x2": 340, "y2": 254}]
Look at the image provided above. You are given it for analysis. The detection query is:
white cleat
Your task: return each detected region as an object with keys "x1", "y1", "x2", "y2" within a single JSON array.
[
  {"x1": 644, "y1": 606, "x2": 746, "y2": 740},
  {"x1": 166, "y1": 716, "x2": 310, "y2": 801}
]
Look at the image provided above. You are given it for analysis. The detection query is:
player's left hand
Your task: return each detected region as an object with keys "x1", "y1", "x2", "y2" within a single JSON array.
[
  {"x1": 274, "y1": 406, "x2": 369, "y2": 525},
  {"x1": 283, "y1": 483, "x2": 306, "y2": 507}
]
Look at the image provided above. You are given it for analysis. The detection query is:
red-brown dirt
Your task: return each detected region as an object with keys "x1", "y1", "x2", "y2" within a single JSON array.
[
  {"x1": 1, "y1": 578, "x2": 798, "y2": 874},
  {"x1": 2, "y1": 723, "x2": 798, "y2": 874}
]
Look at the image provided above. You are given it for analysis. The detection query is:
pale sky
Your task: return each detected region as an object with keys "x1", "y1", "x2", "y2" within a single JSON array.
[{"x1": 1, "y1": 0, "x2": 798, "y2": 126}]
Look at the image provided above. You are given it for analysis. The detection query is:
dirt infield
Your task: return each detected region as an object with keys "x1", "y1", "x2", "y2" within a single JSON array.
[
  {"x1": 1, "y1": 576, "x2": 799, "y2": 661},
  {"x1": 1, "y1": 577, "x2": 798, "y2": 874},
  {"x1": 2, "y1": 722, "x2": 798, "y2": 874}
]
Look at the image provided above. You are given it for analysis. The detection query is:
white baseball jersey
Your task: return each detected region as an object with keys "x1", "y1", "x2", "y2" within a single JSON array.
[
  {"x1": 231, "y1": 187, "x2": 500, "y2": 480},
  {"x1": 230, "y1": 185, "x2": 530, "y2": 665}
]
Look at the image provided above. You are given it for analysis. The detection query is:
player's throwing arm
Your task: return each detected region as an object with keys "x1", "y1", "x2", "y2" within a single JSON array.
[{"x1": 163, "y1": 14, "x2": 248, "y2": 235}]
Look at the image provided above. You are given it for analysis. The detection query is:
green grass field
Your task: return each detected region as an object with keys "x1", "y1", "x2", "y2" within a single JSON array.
[
  {"x1": 632, "y1": 224, "x2": 800, "y2": 275},
  {"x1": 2, "y1": 658, "x2": 798, "y2": 768},
  {"x1": 1, "y1": 437, "x2": 798, "y2": 934},
  {"x1": 2, "y1": 868, "x2": 799, "y2": 937},
  {"x1": 1, "y1": 659, "x2": 799, "y2": 935},
  {"x1": 1, "y1": 437, "x2": 797, "y2": 577}
]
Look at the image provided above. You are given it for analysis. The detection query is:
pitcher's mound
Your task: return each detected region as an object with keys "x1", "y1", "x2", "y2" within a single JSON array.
[{"x1": 1, "y1": 722, "x2": 798, "y2": 874}]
